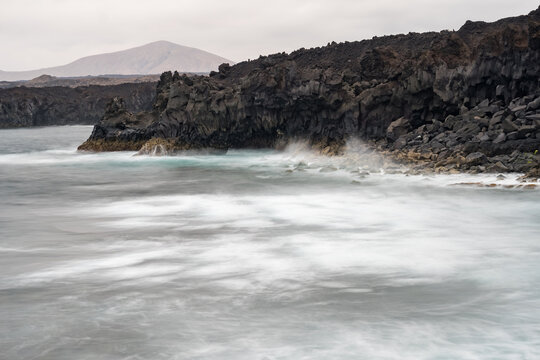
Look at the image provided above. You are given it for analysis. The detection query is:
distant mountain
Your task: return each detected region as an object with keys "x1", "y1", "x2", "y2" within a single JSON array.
[{"x1": 0, "y1": 41, "x2": 233, "y2": 81}]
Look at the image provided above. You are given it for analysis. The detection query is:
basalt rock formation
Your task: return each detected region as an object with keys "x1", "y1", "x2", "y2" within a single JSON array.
[
  {"x1": 0, "y1": 82, "x2": 156, "y2": 128},
  {"x1": 80, "y1": 7, "x2": 540, "y2": 175},
  {"x1": 0, "y1": 74, "x2": 161, "y2": 89}
]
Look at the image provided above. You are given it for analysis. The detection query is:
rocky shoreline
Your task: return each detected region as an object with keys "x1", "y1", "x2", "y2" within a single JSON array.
[
  {"x1": 377, "y1": 94, "x2": 540, "y2": 178},
  {"x1": 0, "y1": 82, "x2": 156, "y2": 128},
  {"x1": 79, "y1": 7, "x2": 540, "y2": 179}
]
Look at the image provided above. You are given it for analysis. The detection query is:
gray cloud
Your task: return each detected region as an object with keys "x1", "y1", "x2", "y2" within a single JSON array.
[{"x1": 0, "y1": 0, "x2": 538, "y2": 70}]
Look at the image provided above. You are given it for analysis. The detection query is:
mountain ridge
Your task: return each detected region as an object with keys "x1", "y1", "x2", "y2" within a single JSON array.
[{"x1": 0, "y1": 41, "x2": 232, "y2": 81}]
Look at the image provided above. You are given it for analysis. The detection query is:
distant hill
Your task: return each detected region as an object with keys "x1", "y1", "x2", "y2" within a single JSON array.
[{"x1": 0, "y1": 41, "x2": 233, "y2": 81}]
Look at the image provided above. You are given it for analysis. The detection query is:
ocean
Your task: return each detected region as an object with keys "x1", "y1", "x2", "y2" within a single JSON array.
[{"x1": 1, "y1": 126, "x2": 539, "y2": 359}]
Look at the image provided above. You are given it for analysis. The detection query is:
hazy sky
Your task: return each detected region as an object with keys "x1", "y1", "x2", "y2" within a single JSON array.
[{"x1": 1, "y1": 0, "x2": 538, "y2": 70}]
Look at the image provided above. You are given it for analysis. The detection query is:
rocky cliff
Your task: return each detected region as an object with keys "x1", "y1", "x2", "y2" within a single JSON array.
[
  {"x1": 0, "y1": 82, "x2": 156, "y2": 128},
  {"x1": 0, "y1": 74, "x2": 161, "y2": 89},
  {"x1": 79, "y1": 7, "x2": 540, "y2": 175}
]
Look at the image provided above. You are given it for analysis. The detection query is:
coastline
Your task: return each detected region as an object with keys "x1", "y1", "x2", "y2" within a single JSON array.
[{"x1": 77, "y1": 7, "x2": 540, "y2": 180}]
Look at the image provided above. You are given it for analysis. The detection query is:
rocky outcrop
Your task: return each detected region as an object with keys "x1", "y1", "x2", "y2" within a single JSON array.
[
  {"x1": 0, "y1": 82, "x2": 156, "y2": 128},
  {"x1": 377, "y1": 95, "x2": 540, "y2": 175},
  {"x1": 80, "y1": 7, "x2": 540, "y2": 175},
  {"x1": 77, "y1": 97, "x2": 156, "y2": 151},
  {"x1": 0, "y1": 74, "x2": 161, "y2": 89}
]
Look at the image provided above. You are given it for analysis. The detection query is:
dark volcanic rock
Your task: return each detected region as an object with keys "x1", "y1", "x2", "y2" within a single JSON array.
[
  {"x1": 386, "y1": 117, "x2": 411, "y2": 142},
  {"x1": 465, "y1": 152, "x2": 488, "y2": 166},
  {"x1": 80, "y1": 7, "x2": 540, "y2": 175},
  {"x1": 78, "y1": 97, "x2": 156, "y2": 151},
  {"x1": 0, "y1": 82, "x2": 156, "y2": 128}
]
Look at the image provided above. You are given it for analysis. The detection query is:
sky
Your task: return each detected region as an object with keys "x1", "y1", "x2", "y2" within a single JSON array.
[{"x1": 0, "y1": 0, "x2": 538, "y2": 71}]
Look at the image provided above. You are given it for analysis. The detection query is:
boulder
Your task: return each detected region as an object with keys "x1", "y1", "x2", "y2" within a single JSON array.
[
  {"x1": 495, "y1": 85, "x2": 506, "y2": 98},
  {"x1": 516, "y1": 125, "x2": 536, "y2": 139},
  {"x1": 489, "y1": 113, "x2": 503, "y2": 128},
  {"x1": 456, "y1": 122, "x2": 481, "y2": 138},
  {"x1": 510, "y1": 104, "x2": 527, "y2": 113},
  {"x1": 444, "y1": 115, "x2": 460, "y2": 130},
  {"x1": 506, "y1": 131, "x2": 519, "y2": 140},
  {"x1": 501, "y1": 117, "x2": 519, "y2": 132},
  {"x1": 393, "y1": 136, "x2": 408, "y2": 149},
  {"x1": 477, "y1": 132, "x2": 490, "y2": 142},
  {"x1": 465, "y1": 152, "x2": 487, "y2": 166},
  {"x1": 527, "y1": 97, "x2": 540, "y2": 111},
  {"x1": 386, "y1": 117, "x2": 410, "y2": 142},
  {"x1": 525, "y1": 114, "x2": 540, "y2": 121},
  {"x1": 493, "y1": 133, "x2": 506, "y2": 144}
]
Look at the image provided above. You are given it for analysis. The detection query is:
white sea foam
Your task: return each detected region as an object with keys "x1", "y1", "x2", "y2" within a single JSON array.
[
  {"x1": 62, "y1": 182, "x2": 538, "y2": 293},
  {"x1": 2, "y1": 127, "x2": 540, "y2": 359}
]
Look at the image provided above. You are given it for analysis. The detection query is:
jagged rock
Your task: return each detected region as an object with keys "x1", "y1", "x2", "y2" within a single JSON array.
[
  {"x1": 477, "y1": 99, "x2": 490, "y2": 108},
  {"x1": 501, "y1": 117, "x2": 519, "y2": 132},
  {"x1": 103, "y1": 97, "x2": 126, "y2": 118},
  {"x1": 496, "y1": 85, "x2": 507, "y2": 98},
  {"x1": 527, "y1": 97, "x2": 540, "y2": 110},
  {"x1": 525, "y1": 114, "x2": 540, "y2": 121},
  {"x1": 444, "y1": 115, "x2": 460, "y2": 130},
  {"x1": 510, "y1": 105, "x2": 527, "y2": 113},
  {"x1": 516, "y1": 125, "x2": 536, "y2": 139},
  {"x1": 489, "y1": 113, "x2": 504, "y2": 128},
  {"x1": 506, "y1": 132, "x2": 519, "y2": 140},
  {"x1": 0, "y1": 83, "x2": 156, "y2": 128},
  {"x1": 456, "y1": 123, "x2": 481, "y2": 138},
  {"x1": 490, "y1": 162, "x2": 509, "y2": 172},
  {"x1": 78, "y1": 6, "x2": 540, "y2": 177},
  {"x1": 477, "y1": 132, "x2": 490, "y2": 142},
  {"x1": 465, "y1": 152, "x2": 488, "y2": 166},
  {"x1": 386, "y1": 117, "x2": 410, "y2": 141},
  {"x1": 493, "y1": 133, "x2": 507, "y2": 144},
  {"x1": 394, "y1": 136, "x2": 408, "y2": 149}
]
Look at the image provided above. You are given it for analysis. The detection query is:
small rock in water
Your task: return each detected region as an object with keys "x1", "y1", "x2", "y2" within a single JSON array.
[{"x1": 319, "y1": 166, "x2": 338, "y2": 173}]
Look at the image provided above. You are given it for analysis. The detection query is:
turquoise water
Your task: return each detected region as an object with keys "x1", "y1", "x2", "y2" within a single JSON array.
[{"x1": 1, "y1": 126, "x2": 539, "y2": 359}]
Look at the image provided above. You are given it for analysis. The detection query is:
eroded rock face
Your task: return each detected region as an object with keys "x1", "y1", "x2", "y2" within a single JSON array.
[
  {"x1": 0, "y1": 83, "x2": 156, "y2": 128},
  {"x1": 80, "y1": 7, "x2": 540, "y2": 175},
  {"x1": 78, "y1": 97, "x2": 156, "y2": 151}
]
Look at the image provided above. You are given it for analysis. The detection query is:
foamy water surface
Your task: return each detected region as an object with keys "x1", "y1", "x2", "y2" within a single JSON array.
[{"x1": 1, "y1": 126, "x2": 539, "y2": 360}]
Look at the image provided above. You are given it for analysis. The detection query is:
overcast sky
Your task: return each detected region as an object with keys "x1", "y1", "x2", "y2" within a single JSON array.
[{"x1": 1, "y1": 0, "x2": 538, "y2": 71}]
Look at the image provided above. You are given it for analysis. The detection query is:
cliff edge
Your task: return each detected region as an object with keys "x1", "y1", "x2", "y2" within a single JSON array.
[{"x1": 0, "y1": 82, "x2": 156, "y2": 128}]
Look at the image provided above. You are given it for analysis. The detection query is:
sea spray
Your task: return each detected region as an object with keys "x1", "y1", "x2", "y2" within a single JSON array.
[{"x1": 279, "y1": 137, "x2": 408, "y2": 175}]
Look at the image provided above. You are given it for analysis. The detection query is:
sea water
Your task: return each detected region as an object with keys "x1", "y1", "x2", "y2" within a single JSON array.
[{"x1": 0, "y1": 126, "x2": 539, "y2": 360}]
